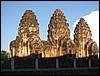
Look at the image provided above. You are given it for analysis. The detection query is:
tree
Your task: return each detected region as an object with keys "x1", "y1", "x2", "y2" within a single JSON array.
[{"x1": 1, "y1": 50, "x2": 10, "y2": 64}]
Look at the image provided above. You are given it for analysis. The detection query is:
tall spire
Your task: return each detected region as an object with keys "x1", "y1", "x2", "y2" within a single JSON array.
[
  {"x1": 48, "y1": 8, "x2": 70, "y2": 45},
  {"x1": 74, "y1": 18, "x2": 96, "y2": 58},
  {"x1": 10, "y1": 10, "x2": 41, "y2": 57},
  {"x1": 74, "y1": 18, "x2": 92, "y2": 41},
  {"x1": 19, "y1": 10, "x2": 39, "y2": 27},
  {"x1": 18, "y1": 10, "x2": 40, "y2": 37}
]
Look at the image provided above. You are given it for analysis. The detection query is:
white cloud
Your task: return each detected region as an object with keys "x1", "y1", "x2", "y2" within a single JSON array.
[{"x1": 70, "y1": 11, "x2": 99, "y2": 47}]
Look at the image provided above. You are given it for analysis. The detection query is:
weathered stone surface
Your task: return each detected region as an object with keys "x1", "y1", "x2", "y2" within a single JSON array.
[
  {"x1": 10, "y1": 9, "x2": 98, "y2": 58},
  {"x1": 10, "y1": 10, "x2": 42, "y2": 57},
  {"x1": 74, "y1": 18, "x2": 98, "y2": 58},
  {"x1": 45, "y1": 8, "x2": 72, "y2": 57}
]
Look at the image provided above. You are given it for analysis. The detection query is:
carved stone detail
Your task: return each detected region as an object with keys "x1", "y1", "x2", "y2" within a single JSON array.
[
  {"x1": 10, "y1": 9, "x2": 98, "y2": 58},
  {"x1": 10, "y1": 10, "x2": 42, "y2": 57},
  {"x1": 74, "y1": 18, "x2": 98, "y2": 58}
]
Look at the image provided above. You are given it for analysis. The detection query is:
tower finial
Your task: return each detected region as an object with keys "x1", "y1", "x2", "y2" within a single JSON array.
[
  {"x1": 56, "y1": 8, "x2": 61, "y2": 10},
  {"x1": 57, "y1": 8, "x2": 60, "y2": 9}
]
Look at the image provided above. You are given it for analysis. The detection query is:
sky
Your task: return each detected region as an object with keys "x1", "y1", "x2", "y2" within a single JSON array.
[{"x1": 1, "y1": 1, "x2": 99, "y2": 52}]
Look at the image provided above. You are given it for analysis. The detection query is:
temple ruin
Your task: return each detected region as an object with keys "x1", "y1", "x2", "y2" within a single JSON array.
[{"x1": 10, "y1": 9, "x2": 99, "y2": 58}]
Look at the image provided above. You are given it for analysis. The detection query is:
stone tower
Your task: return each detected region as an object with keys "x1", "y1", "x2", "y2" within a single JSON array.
[
  {"x1": 47, "y1": 8, "x2": 75, "y2": 57},
  {"x1": 74, "y1": 18, "x2": 98, "y2": 58},
  {"x1": 10, "y1": 10, "x2": 42, "y2": 57},
  {"x1": 48, "y1": 8, "x2": 70, "y2": 44},
  {"x1": 10, "y1": 9, "x2": 98, "y2": 58}
]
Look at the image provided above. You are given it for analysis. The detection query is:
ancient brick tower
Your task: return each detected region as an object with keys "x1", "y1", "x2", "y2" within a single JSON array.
[
  {"x1": 10, "y1": 10, "x2": 42, "y2": 57},
  {"x1": 10, "y1": 9, "x2": 98, "y2": 58},
  {"x1": 74, "y1": 18, "x2": 98, "y2": 58},
  {"x1": 47, "y1": 8, "x2": 75, "y2": 57}
]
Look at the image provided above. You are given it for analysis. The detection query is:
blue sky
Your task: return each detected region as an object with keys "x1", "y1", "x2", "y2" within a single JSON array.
[{"x1": 1, "y1": 1, "x2": 99, "y2": 52}]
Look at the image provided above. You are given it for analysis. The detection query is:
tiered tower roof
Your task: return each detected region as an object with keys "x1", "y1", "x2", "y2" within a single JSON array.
[
  {"x1": 48, "y1": 8, "x2": 70, "y2": 44},
  {"x1": 74, "y1": 18, "x2": 92, "y2": 43}
]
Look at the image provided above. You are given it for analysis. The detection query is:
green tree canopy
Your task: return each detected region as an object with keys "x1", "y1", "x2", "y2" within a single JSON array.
[{"x1": 1, "y1": 50, "x2": 10, "y2": 62}]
